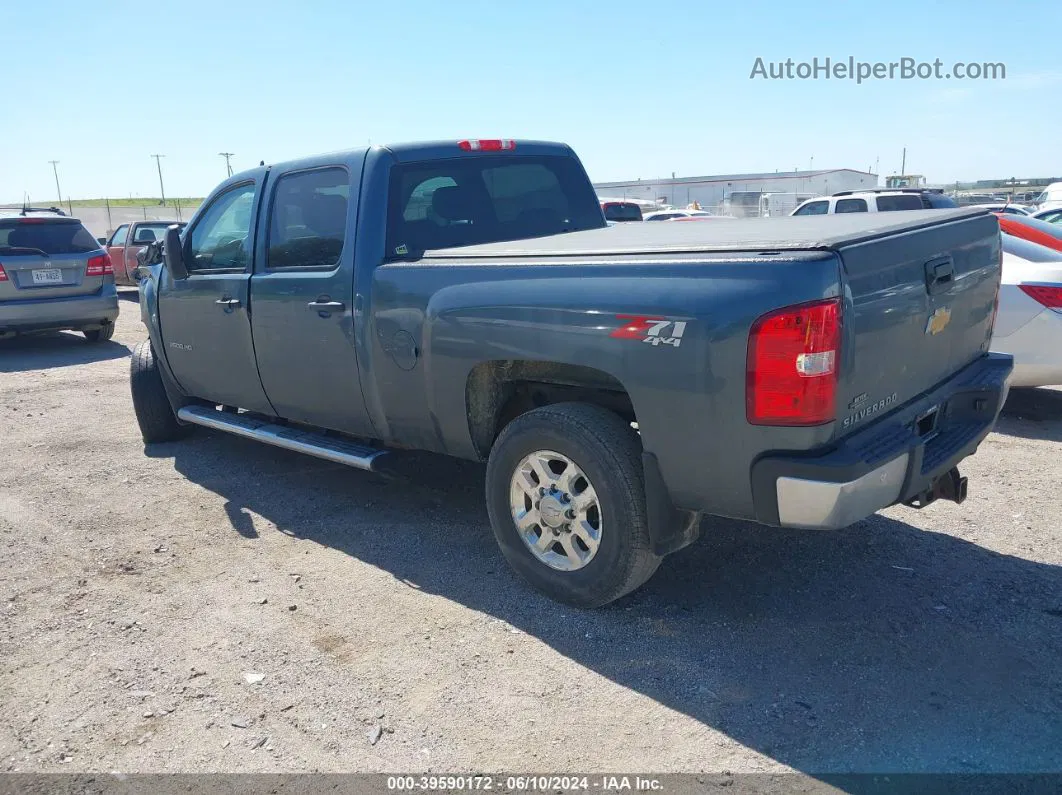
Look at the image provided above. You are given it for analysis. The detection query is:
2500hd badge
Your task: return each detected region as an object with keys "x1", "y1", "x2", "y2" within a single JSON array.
[{"x1": 842, "y1": 391, "x2": 898, "y2": 428}]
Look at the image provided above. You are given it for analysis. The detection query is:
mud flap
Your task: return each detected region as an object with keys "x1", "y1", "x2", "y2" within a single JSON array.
[{"x1": 643, "y1": 451, "x2": 701, "y2": 556}]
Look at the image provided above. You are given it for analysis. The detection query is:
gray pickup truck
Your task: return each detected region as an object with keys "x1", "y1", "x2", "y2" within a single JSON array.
[{"x1": 131, "y1": 139, "x2": 1012, "y2": 607}]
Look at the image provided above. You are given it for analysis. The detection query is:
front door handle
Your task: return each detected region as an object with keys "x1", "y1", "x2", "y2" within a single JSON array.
[
  {"x1": 307, "y1": 300, "x2": 345, "y2": 313},
  {"x1": 215, "y1": 297, "x2": 241, "y2": 308}
]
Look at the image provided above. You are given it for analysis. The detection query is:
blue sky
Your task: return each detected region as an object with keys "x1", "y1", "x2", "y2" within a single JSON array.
[{"x1": 3, "y1": 0, "x2": 1059, "y2": 202}]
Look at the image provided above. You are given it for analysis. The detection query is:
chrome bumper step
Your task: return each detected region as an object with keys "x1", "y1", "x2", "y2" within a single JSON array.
[{"x1": 176, "y1": 406, "x2": 385, "y2": 471}]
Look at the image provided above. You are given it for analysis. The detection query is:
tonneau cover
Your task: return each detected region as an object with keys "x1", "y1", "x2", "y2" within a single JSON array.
[{"x1": 424, "y1": 207, "x2": 990, "y2": 259}]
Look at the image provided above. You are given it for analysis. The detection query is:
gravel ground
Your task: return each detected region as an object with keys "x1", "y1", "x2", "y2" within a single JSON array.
[{"x1": 0, "y1": 296, "x2": 1060, "y2": 776}]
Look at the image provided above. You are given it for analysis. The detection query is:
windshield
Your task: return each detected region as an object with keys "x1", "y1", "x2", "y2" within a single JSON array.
[
  {"x1": 130, "y1": 222, "x2": 185, "y2": 244},
  {"x1": 0, "y1": 219, "x2": 98, "y2": 254}
]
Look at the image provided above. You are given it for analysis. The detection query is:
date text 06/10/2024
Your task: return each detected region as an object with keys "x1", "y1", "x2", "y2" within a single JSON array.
[{"x1": 386, "y1": 775, "x2": 664, "y2": 791}]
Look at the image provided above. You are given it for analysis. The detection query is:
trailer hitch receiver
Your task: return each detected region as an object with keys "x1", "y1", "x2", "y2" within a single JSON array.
[{"x1": 905, "y1": 467, "x2": 968, "y2": 509}]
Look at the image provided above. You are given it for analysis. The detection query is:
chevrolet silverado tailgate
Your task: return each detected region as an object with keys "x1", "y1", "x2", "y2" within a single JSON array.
[{"x1": 832, "y1": 211, "x2": 1001, "y2": 437}]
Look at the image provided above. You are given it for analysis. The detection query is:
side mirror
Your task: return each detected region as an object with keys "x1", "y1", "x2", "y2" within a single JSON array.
[
  {"x1": 97, "y1": 237, "x2": 108, "y2": 245},
  {"x1": 163, "y1": 224, "x2": 189, "y2": 280}
]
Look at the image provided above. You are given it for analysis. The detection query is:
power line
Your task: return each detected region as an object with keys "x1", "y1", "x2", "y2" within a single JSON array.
[
  {"x1": 219, "y1": 152, "x2": 234, "y2": 178},
  {"x1": 151, "y1": 154, "x2": 167, "y2": 206}
]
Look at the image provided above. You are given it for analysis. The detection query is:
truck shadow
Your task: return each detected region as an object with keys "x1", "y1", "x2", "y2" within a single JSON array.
[
  {"x1": 0, "y1": 332, "x2": 129, "y2": 372},
  {"x1": 157, "y1": 434, "x2": 1062, "y2": 775},
  {"x1": 995, "y1": 388, "x2": 1062, "y2": 442}
]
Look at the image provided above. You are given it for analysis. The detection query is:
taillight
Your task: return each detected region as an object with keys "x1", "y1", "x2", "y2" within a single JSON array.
[
  {"x1": 86, "y1": 253, "x2": 113, "y2": 276},
  {"x1": 0, "y1": 263, "x2": 7, "y2": 282},
  {"x1": 747, "y1": 298, "x2": 841, "y2": 426},
  {"x1": 458, "y1": 139, "x2": 515, "y2": 152},
  {"x1": 1018, "y1": 284, "x2": 1062, "y2": 309}
]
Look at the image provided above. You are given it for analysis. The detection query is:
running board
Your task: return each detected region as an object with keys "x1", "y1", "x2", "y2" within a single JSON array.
[{"x1": 176, "y1": 406, "x2": 385, "y2": 471}]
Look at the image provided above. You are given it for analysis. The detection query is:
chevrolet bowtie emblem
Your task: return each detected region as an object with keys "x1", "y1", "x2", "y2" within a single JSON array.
[{"x1": 926, "y1": 306, "x2": 952, "y2": 336}]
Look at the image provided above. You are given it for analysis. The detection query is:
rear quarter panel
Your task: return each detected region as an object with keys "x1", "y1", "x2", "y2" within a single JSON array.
[{"x1": 368, "y1": 253, "x2": 841, "y2": 518}]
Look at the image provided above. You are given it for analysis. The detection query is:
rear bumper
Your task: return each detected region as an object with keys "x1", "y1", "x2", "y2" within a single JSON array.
[
  {"x1": 750, "y1": 353, "x2": 1013, "y2": 529},
  {"x1": 0, "y1": 285, "x2": 119, "y2": 334}
]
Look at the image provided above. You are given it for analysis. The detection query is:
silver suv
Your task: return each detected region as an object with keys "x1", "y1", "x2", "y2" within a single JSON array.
[{"x1": 0, "y1": 208, "x2": 119, "y2": 342}]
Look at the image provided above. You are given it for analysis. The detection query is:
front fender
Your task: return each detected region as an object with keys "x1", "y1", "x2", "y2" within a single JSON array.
[{"x1": 137, "y1": 264, "x2": 188, "y2": 410}]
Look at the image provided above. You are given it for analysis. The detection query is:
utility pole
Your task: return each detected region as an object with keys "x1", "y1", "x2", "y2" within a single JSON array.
[
  {"x1": 48, "y1": 160, "x2": 62, "y2": 204},
  {"x1": 151, "y1": 154, "x2": 166, "y2": 206},
  {"x1": 219, "y1": 152, "x2": 234, "y2": 177},
  {"x1": 900, "y1": 147, "x2": 906, "y2": 175}
]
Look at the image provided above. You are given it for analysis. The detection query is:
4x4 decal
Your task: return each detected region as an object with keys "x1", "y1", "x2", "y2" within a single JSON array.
[{"x1": 609, "y1": 315, "x2": 688, "y2": 348}]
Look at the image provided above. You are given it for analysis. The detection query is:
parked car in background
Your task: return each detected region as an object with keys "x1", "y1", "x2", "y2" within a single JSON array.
[
  {"x1": 996, "y1": 214, "x2": 1062, "y2": 252},
  {"x1": 991, "y1": 233, "x2": 1062, "y2": 388},
  {"x1": 1032, "y1": 207, "x2": 1062, "y2": 225},
  {"x1": 102, "y1": 221, "x2": 187, "y2": 286},
  {"x1": 643, "y1": 209, "x2": 721, "y2": 221},
  {"x1": 1032, "y1": 182, "x2": 1062, "y2": 212},
  {"x1": 600, "y1": 200, "x2": 643, "y2": 222},
  {"x1": 791, "y1": 189, "x2": 958, "y2": 216},
  {"x1": 130, "y1": 138, "x2": 1011, "y2": 607},
  {"x1": 0, "y1": 207, "x2": 118, "y2": 341},
  {"x1": 972, "y1": 203, "x2": 1031, "y2": 215}
]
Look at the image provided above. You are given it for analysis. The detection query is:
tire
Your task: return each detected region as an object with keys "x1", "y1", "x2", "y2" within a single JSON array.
[
  {"x1": 130, "y1": 339, "x2": 190, "y2": 444},
  {"x1": 83, "y1": 324, "x2": 115, "y2": 343},
  {"x1": 486, "y1": 403, "x2": 660, "y2": 608}
]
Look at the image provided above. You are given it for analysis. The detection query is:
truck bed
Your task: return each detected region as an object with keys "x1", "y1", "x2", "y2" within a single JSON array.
[{"x1": 423, "y1": 208, "x2": 990, "y2": 259}]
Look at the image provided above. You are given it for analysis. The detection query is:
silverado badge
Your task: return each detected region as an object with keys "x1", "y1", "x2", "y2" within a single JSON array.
[{"x1": 925, "y1": 306, "x2": 952, "y2": 336}]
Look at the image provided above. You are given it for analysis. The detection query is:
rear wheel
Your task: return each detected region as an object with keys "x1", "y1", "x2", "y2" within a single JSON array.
[
  {"x1": 486, "y1": 403, "x2": 660, "y2": 608},
  {"x1": 130, "y1": 339, "x2": 190, "y2": 443},
  {"x1": 83, "y1": 323, "x2": 115, "y2": 343}
]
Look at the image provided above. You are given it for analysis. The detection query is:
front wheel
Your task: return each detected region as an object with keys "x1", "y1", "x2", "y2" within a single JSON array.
[
  {"x1": 130, "y1": 339, "x2": 190, "y2": 444},
  {"x1": 485, "y1": 403, "x2": 660, "y2": 608}
]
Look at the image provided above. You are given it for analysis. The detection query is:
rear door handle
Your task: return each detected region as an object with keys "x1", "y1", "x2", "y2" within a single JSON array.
[
  {"x1": 308, "y1": 300, "x2": 345, "y2": 312},
  {"x1": 215, "y1": 298, "x2": 241, "y2": 308}
]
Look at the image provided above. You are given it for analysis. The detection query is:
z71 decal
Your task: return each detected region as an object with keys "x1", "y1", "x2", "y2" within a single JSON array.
[{"x1": 609, "y1": 315, "x2": 688, "y2": 348}]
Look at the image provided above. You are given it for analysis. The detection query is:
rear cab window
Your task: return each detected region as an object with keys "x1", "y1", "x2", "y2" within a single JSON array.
[
  {"x1": 385, "y1": 155, "x2": 605, "y2": 258},
  {"x1": 876, "y1": 194, "x2": 924, "y2": 212},
  {"x1": 602, "y1": 203, "x2": 642, "y2": 222}
]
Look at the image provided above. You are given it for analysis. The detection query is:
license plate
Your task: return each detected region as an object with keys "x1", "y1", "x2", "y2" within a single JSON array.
[{"x1": 31, "y1": 268, "x2": 64, "y2": 285}]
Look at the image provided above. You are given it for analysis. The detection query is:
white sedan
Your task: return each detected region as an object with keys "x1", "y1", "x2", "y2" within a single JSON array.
[
  {"x1": 643, "y1": 209, "x2": 723, "y2": 221},
  {"x1": 971, "y1": 203, "x2": 1032, "y2": 215},
  {"x1": 992, "y1": 234, "x2": 1062, "y2": 387}
]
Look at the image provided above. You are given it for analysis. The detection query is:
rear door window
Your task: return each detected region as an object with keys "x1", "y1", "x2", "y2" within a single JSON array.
[
  {"x1": 267, "y1": 167, "x2": 349, "y2": 269},
  {"x1": 0, "y1": 220, "x2": 98, "y2": 255},
  {"x1": 876, "y1": 194, "x2": 924, "y2": 211},
  {"x1": 835, "y1": 198, "x2": 868, "y2": 213},
  {"x1": 385, "y1": 155, "x2": 604, "y2": 258}
]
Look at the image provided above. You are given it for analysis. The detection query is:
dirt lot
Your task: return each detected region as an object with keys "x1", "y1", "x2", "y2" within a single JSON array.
[{"x1": 1, "y1": 296, "x2": 1060, "y2": 776}]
